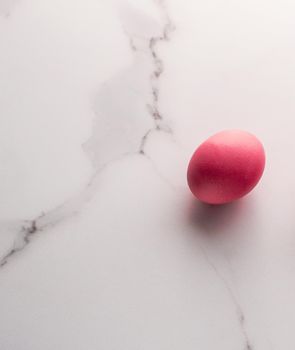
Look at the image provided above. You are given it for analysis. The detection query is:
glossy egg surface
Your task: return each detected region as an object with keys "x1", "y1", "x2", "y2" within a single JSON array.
[{"x1": 187, "y1": 130, "x2": 265, "y2": 204}]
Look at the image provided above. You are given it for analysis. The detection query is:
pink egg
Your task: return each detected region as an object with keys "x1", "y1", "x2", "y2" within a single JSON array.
[{"x1": 187, "y1": 130, "x2": 265, "y2": 204}]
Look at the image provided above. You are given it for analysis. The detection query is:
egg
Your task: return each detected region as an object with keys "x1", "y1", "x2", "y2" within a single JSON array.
[{"x1": 187, "y1": 130, "x2": 265, "y2": 205}]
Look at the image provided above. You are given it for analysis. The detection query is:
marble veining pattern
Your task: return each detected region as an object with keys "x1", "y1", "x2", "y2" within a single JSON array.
[
  {"x1": 0, "y1": 0, "x2": 176, "y2": 266},
  {"x1": 1, "y1": 0, "x2": 295, "y2": 349}
]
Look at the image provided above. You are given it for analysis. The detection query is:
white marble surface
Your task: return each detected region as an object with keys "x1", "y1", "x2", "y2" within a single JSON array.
[{"x1": 1, "y1": 0, "x2": 295, "y2": 349}]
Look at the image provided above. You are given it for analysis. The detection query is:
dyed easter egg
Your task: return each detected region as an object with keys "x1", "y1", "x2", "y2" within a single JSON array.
[{"x1": 187, "y1": 130, "x2": 265, "y2": 204}]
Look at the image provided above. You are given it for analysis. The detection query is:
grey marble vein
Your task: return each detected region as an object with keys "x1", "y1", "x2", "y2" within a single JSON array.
[
  {"x1": 139, "y1": 2, "x2": 175, "y2": 155},
  {"x1": 0, "y1": 0, "x2": 176, "y2": 268},
  {"x1": 200, "y1": 245, "x2": 254, "y2": 350},
  {"x1": 0, "y1": 0, "x2": 18, "y2": 17},
  {"x1": 0, "y1": 219, "x2": 39, "y2": 267},
  {"x1": 122, "y1": 0, "x2": 175, "y2": 155},
  {"x1": 0, "y1": 155, "x2": 130, "y2": 268}
]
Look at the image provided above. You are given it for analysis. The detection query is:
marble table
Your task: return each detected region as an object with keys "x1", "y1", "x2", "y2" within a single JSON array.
[{"x1": 0, "y1": 0, "x2": 295, "y2": 349}]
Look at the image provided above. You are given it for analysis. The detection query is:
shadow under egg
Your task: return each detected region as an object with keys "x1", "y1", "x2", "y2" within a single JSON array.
[{"x1": 187, "y1": 196, "x2": 252, "y2": 237}]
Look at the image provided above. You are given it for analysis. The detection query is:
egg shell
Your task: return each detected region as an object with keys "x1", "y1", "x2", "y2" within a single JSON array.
[{"x1": 187, "y1": 130, "x2": 265, "y2": 204}]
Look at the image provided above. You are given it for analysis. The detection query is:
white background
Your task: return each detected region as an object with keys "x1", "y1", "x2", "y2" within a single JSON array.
[{"x1": 0, "y1": 0, "x2": 295, "y2": 349}]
